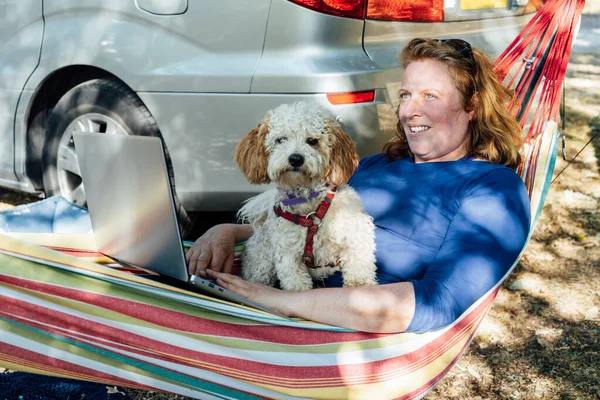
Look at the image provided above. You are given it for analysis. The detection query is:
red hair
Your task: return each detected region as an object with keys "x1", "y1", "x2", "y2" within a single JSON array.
[{"x1": 384, "y1": 38, "x2": 523, "y2": 169}]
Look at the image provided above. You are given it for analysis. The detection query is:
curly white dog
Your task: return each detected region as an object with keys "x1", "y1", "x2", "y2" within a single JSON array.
[{"x1": 234, "y1": 101, "x2": 377, "y2": 291}]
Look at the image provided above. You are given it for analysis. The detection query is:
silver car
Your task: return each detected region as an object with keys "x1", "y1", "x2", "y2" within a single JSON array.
[{"x1": 0, "y1": 0, "x2": 539, "y2": 219}]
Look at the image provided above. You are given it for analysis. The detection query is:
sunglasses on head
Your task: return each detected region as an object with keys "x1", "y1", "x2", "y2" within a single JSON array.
[
  {"x1": 433, "y1": 38, "x2": 474, "y2": 61},
  {"x1": 432, "y1": 38, "x2": 479, "y2": 93}
]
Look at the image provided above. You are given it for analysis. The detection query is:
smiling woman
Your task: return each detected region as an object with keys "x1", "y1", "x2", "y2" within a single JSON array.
[
  {"x1": 397, "y1": 59, "x2": 474, "y2": 163},
  {"x1": 388, "y1": 38, "x2": 523, "y2": 169},
  {"x1": 187, "y1": 37, "x2": 531, "y2": 335}
]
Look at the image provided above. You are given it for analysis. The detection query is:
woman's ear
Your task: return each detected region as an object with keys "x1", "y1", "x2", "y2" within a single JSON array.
[
  {"x1": 324, "y1": 120, "x2": 359, "y2": 187},
  {"x1": 234, "y1": 122, "x2": 270, "y2": 184},
  {"x1": 468, "y1": 92, "x2": 479, "y2": 121}
]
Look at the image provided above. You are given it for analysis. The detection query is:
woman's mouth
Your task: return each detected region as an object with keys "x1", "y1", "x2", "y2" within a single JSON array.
[{"x1": 408, "y1": 125, "x2": 430, "y2": 133}]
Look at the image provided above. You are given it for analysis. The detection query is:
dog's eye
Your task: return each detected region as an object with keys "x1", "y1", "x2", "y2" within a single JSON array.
[
  {"x1": 306, "y1": 138, "x2": 318, "y2": 146},
  {"x1": 275, "y1": 137, "x2": 287, "y2": 145}
]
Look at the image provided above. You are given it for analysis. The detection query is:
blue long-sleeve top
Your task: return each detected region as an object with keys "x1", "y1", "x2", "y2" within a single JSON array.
[{"x1": 326, "y1": 154, "x2": 531, "y2": 333}]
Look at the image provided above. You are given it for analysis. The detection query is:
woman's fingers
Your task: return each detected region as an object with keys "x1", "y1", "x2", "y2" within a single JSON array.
[
  {"x1": 186, "y1": 225, "x2": 237, "y2": 276},
  {"x1": 186, "y1": 245, "x2": 212, "y2": 276},
  {"x1": 206, "y1": 270, "x2": 291, "y2": 317},
  {"x1": 207, "y1": 270, "x2": 251, "y2": 296},
  {"x1": 222, "y1": 252, "x2": 239, "y2": 275},
  {"x1": 208, "y1": 248, "x2": 229, "y2": 272},
  {"x1": 208, "y1": 269, "x2": 241, "y2": 286}
]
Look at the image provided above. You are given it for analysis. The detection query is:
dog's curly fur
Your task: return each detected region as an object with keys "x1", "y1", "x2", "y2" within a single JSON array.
[{"x1": 234, "y1": 102, "x2": 377, "y2": 291}]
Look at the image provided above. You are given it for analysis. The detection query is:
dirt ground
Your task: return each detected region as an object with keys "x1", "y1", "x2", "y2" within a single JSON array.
[{"x1": 1, "y1": 7, "x2": 599, "y2": 400}]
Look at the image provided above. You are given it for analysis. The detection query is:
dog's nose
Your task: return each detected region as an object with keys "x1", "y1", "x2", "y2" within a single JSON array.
[{"x1": 288, "y1": 154, "x2": 305, "y2": 168}]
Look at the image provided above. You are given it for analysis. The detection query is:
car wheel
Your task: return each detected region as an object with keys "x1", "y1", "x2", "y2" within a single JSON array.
[{"x1": 42, "y1": 78, "x2": 193, "y2": 237}]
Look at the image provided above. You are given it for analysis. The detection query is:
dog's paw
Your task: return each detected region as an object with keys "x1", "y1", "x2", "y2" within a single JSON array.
[
  {"x1": 343, "y1": 276, "x2": 378, "y2": 287},
  {"x1": 278, "y1": 274, "x2": 314, "y2": 291},
  {"x1": 308, "y1": 265, "x2": 340, "y2": 281},
  {"x1": 241, "y1": 267, "x2": 277, "y2": 287},
  {"x1": 342, "y1": 262, "x2": 378, "y2": 287}
]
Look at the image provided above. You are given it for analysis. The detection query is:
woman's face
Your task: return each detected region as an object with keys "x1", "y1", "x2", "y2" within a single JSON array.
[{"x1": 398, "y1": 59, "x2": 474, "y2": 163}]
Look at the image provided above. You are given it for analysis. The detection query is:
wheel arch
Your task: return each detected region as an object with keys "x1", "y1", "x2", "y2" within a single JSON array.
[{"x1": 25, "y1": 65, "x2": 131, "y2": 190}]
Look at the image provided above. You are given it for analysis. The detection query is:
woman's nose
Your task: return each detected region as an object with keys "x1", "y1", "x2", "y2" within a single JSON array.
[{"x1": 399, "y1": 98, "x2": 421, "y2": 120}]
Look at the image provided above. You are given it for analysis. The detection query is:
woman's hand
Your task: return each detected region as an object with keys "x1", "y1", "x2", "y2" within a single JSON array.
[
  {"x1": 206, "y1": 269, "x2": 290, "y2": 316},
  {"x1": 206, "y1": 269, "x2": 416, "y2": 332},
  {"x1": 186, "y1": 224, "x2": 251, "y2": 277}
]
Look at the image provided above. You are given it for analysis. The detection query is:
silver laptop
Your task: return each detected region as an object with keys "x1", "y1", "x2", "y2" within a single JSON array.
[{"x1": 73, "y1": 132, "x2": 286, "y2": 318}]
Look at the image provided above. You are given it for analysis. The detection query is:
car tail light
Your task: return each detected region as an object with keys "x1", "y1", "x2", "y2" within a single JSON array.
[
  {"x1": 367, "y1": 0, "x2": 444, "y2": 22},
  {"x1": 287, "y1": 0, "x2": 366, "y2": 19},
  {"x1": 327, "y1": 90, "x2": 375, "y2": 104}
]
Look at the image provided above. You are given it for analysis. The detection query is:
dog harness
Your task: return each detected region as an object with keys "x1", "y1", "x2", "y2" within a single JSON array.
[{"x1": 273, "y1": 188, "x2": 337, "y2": 269}]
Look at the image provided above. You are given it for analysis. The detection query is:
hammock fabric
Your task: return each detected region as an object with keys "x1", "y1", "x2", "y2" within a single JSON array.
[
  {"x1": 494, "y1": 0, "x2": 585, "y2": 144},
  {"x1": 0, "y1": 0, "x2": 582, "y2": 397},
  {"x1": 0, "y1": 127, "x2": 559, "y2": 400}
]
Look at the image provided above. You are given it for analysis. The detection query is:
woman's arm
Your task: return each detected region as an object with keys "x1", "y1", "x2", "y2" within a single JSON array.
[
  {"x1": 407, "y1": 168, "x2": 530, "y2": 332},
  {"x1": 207, "y1": 269, "x2": 416, "y2": 333},
  {"x1": 186, "y1": 223, "x2": 253, "y2": 276}
]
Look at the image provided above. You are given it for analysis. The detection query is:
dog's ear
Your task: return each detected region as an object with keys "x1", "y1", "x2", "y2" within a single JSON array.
[
  {"x1": 234, "y1": 122, "x2": 271, "y2": 184},
  {"x1": 324, "y1": 120, "x2": 359, "y2": 187}
]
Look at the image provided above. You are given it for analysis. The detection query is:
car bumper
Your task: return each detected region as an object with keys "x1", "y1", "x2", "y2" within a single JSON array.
[{"x1": 137, "y1": 91, "x2": 396, "y2": 212}]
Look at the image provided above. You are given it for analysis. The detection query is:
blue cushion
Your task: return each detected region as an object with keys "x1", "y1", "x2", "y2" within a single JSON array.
[{"x1": 0, "y1": 196, "x2": 92, "y2": 234}]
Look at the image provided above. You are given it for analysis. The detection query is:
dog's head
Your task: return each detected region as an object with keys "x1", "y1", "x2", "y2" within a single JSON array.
[{"x1": 234, "y1": 102, "x2": 359, "y2": 189}]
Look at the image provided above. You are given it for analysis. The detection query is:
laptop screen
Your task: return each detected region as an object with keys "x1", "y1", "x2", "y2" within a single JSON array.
[{"x1": 73, "y1": 133, "x2": 188, "y2": 281}]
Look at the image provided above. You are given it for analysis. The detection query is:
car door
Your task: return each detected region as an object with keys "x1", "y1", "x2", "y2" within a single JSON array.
[
  {"x1": 0, "y1": 0, "x2": 43, "y2": 181},
  {"x1": 36, "y1": 0, "x2": 271, "y2": 93}
]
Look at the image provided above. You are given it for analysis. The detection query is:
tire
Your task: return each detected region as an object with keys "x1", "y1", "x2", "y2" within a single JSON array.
[{"x1": 41, "y1": 78, "x2": 194, "y2": 237}]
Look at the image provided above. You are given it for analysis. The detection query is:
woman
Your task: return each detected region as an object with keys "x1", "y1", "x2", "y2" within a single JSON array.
[{"x1": 186, "y1": 38, "x2": 531, "y2": 334}]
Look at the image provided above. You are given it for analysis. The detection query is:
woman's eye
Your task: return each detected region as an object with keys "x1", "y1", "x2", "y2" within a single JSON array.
[
  {"x1": 306, "y1": 138, "x2": 318, "y2": 146},
  {"x1": 275, "y1": 137, "x2": 287, "y2": 144}
]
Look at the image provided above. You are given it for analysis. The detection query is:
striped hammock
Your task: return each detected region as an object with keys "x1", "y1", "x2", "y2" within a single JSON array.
[
  {"x1": 0, "y1": 119, "x2": 558, "y2": 400},
  {"x1": 0, "y1": 0, "x2": 582, "y2": 396}
]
